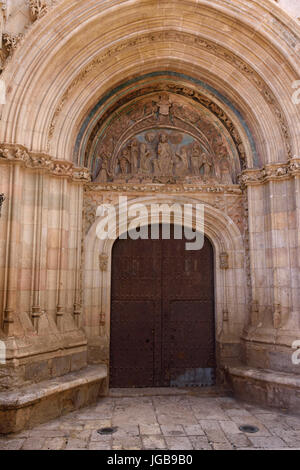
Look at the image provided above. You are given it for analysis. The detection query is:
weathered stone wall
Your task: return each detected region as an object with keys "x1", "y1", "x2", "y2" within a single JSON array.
[{"x1": 0, "y1": 156, "x2": 88, "y2": 391}]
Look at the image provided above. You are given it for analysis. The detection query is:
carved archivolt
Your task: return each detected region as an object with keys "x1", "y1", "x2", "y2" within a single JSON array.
[
  {"x1": 49, "y1": 31, "x2": 291, "y2": 158},
  {"x1": 0, "y1": 144, "x2": 90, "y2": 182}
]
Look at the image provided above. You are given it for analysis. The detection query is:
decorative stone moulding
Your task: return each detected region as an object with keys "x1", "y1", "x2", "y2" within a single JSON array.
[
  {"x1": 0, "y1": 144, "x2": 91, "y2": 182},
  {"x1": 85, "y1": 182, "x2": 242, "y2": 195},
  {"x1": 239, "y1": 156, "x2": 300, "y2": 187}
]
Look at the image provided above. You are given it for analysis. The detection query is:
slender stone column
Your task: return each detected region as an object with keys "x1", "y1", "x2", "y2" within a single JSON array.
[
  {"x1": 3, "y1": 164, "x2": 21, "y2": 335},
  {"x1": 31, "y1": 172, "x2": 44, "y2": 330},
  {"x1": 73, "y1": 185, "x2": 83, "y2": 327},
  {"x1": 56, "y1": 178, "x2": 68, "y2": 330}
]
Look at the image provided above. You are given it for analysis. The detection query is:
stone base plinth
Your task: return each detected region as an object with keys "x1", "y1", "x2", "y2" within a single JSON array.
[
  {"x1": 226, "y1": 365, "x2": 300, "y2": 412},
  {"x1": 0, "y1": 365, "x2": 108, "y2": 434}
]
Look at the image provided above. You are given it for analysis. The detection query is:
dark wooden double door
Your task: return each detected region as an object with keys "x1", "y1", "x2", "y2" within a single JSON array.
[{"x1": 110, "y1": 226, "x2": 216, "y2": 388}]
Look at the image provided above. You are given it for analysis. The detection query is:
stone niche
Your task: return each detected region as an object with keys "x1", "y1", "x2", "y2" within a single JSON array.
[{"x1": 92, "y1": 92, "x2": 241, "y2": 186}]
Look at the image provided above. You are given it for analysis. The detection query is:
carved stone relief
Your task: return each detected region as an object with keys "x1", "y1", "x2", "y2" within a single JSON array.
[{"x1": 93, "y1": 93, "x2": 239, "y2": 185}]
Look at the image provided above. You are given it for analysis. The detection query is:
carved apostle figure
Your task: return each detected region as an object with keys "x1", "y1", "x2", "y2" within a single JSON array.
[
  {"x1": 96, "y1": 156, "x2": 110, "y2": 183},
  {"x1": 220, "y1": 157, "x2": 233, "y2": 184},
  {"x1": 130, "y1": 139, "x2": 139, "y2": 174},
  {"x1": 119, "y1": 148, "x2": 130, "y2": 176},
  {"x1": 201, "y1": 153, "x2": 213, "y2": 179},
  {"x1": 191, "y1": 142, "x2": 203, "y2": 176},
  {"x1": 140, "y1": 143, "x2": 152, "y2": 174},
  {"x1": 175, "y1": 147, "x2": 189, "y2": 176},
  {"x1": 155, "y1": 134, "x2": 174, "y2": 176}
]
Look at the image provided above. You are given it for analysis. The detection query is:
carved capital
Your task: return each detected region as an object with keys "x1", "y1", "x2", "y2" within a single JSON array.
[
  {"x1": 239, "y1": 158, "x2": 300, "y2": 188},
  {"x1": 2, "y1": 32, "x2": 23, "y2": 55},
  {"x1": 0, "y1": 144, "x2": 91, "y2": 183}
]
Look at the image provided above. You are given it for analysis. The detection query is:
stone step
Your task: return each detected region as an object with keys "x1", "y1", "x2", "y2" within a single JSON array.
[
  {"x1": 0, "y1": 365, "x2": 107, "y2": 434},
  {"x1": 226, "y1": 365, "x2": 300, "y2": 412},
  {"x1": 109, "y1": 386, "x2": 232, "y2": 398}
]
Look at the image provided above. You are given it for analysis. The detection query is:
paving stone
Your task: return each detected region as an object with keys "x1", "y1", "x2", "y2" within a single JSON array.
[
  {"x1": 90, "y1": 430, "x2": 113, "y2": 442},
  {"x1": 212, "y1": 442, "x2": 234, "y2": 450},
  {"x1": 199, "y1": 420, "x2": 229, "y2": 444},
  {"x1": 225, "y1": 408, "x2": 253, "y2": 418},
  {"x1": 88, "y1": 441, "x2": 112, "y2": 450},
  {"x1": 219, "y1": 420, "x2": 242, "y2": 435},
  {"x1": 0, "y1": 439, "x2": 25, "y2": 450},
  {"x1": 42, "y1": 437, "x2": 67, "y2": 450},
  {"x1": 161, "y1": 425, "x2": 185, "y2": 436},
  {"x1": 226, "y1": 433, "x2": 252, "y2": 448},
  {"x1": 112, "y1": 436, "x2": 142, "y2": 450},
  {"x1": 165, "y1": 437, "x2": 193, "y2": 450},
  {"x1": 183, "y1": 425, "x2": 205, "y2": 436},
  {"x1": 22, "y1": 438, "x2": 46, "y2": 450},
  {"x1": 248, "y1": 436, "x2": 287, "y2": 449},
  {"x1": 142, "y1": 435, "x2": 167, "y2": 450},
  {"x1": 139, "y1": 424, "x2": 161, "y2": 435},
  {"x1": 113, "y1": 425, "x2": 140, "y2": 437},
  {"x1": 65, "y1": 438, "x2": 87, "y2": 450},
  {"x1": 83, "y1": 419, "x2": 112, "y2": 430},
  {"x1": 189, "y1": 436, "x2": 211, "y2": 450},
  {"x1": 272, "y1": 429, "x2": 300, "y2": 447}
]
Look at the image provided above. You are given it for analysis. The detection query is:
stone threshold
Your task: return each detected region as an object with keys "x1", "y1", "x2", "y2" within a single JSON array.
[
  {"x1": 0, "y1": 365, "x2": 107, "y2": 434},
  {"x1": 109, "y1": 386, "x2": 232, "y2": 398}
]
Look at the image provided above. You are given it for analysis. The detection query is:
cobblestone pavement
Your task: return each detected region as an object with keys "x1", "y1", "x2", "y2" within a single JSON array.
[{"x1": 1, "y1": 393, "x2": 300, "y2": 450}]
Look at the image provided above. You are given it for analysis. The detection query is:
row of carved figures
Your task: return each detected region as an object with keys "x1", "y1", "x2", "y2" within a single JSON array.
[{"x1": 96, "y1": 135, "x2": 234, "y2": 184}]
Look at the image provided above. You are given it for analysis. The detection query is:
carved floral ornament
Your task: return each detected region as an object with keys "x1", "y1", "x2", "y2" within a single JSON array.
[
  {"x1": 239, "y1": 157, "x2": 300, "y2": 187},
  {"x1": 29, "y1": 0, "x2": 49, "y2": 22},
  {"x1": 0, "y1": 144, "x2": 90, "y2": 182}
]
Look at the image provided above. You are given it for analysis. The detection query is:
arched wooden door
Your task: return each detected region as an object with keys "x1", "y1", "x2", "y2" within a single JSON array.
[{"x1": 110, "y1": 225, "x2": 216, "y2": 388}]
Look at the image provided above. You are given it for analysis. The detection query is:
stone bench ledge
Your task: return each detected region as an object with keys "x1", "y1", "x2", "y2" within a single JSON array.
[
  {"x1": 226, "y1": 365, "x2": 300, "y2": 389},
  {"x1": 0, "y1": 365, "x2": 107, "y2": 410}
]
